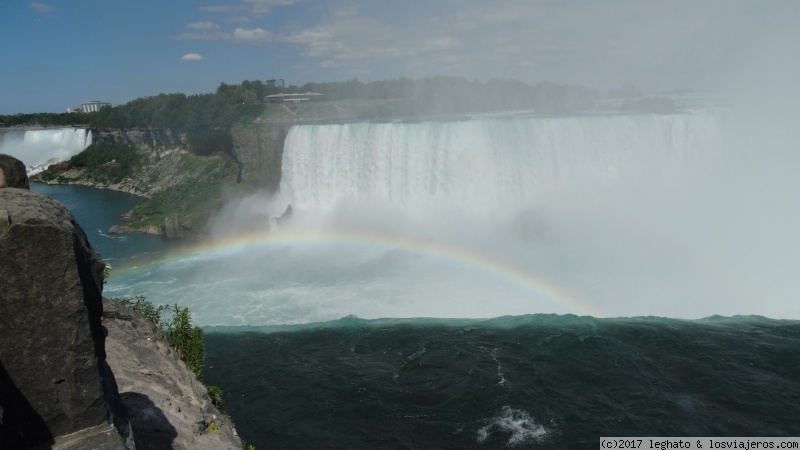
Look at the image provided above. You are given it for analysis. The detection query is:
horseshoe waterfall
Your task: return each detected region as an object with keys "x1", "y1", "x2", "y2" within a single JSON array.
[{"x1": 92, "y1": 110, "x2": 800, "y2": 448}]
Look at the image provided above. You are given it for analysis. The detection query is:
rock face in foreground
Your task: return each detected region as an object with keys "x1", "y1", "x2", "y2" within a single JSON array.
[
  {"x1": 1, "y1": 154, "x2": 242, "y2": 448},
  {"x1": 103, "y1": 299, "x2": 242, "y2": 450},
  {"x1": 0, "y1": 187, "x2": 132, "y2": 449},
  {"x1": 0, "y1": 154, "x2": 31, "y2": 190}
]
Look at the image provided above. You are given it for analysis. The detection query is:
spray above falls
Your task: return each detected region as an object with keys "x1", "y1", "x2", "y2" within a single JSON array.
[
  {"x1": 106, "y1": 107, "x2": 800, "y2": 324},
  {"x1": 123, "y1": 107, "x2": 800, "y2": 328}
]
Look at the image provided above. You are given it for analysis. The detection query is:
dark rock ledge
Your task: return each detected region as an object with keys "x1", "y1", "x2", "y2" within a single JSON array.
[{"x1": 0, "y1": 154, "x2": 241, "y2": 449}]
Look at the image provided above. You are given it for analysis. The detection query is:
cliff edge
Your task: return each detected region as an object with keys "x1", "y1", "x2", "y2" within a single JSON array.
[
  {"x1": 0, "y1": 184, "x2": 132, "y2": 449},
  {"x1": 0, "y1": 155, "x2": 242, "y2": 449},
  {"x1": 102, "y1": 299, "x2": 241, "y2": 450}
]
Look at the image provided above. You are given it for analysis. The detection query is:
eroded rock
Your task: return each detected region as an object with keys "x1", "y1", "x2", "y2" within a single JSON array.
[
  {"x1": 0, "y1": 188, "x2": 131, "y2": 449},
  {"x1": 103, "y1": 299, "x2": 242, "y2": 450},
  {"x1": 0, "y1": 153, "x2": 30, "y2": 190}
]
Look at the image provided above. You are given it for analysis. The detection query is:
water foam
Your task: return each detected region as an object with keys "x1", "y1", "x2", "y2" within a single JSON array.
[{"x1": 476, "y1": 406, "x2": 548, "y2": 446}]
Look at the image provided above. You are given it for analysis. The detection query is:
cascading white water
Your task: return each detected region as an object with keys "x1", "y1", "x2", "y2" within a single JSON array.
[
  {"x1": 279, "y1": 112, "x2": 722, "y2": 215},
  {"x1": 0, "y1": 128, "x2": 92, "y2": 174},
  {"x1": 118, "y1": 109, "x2": 800, "y2": 327}
]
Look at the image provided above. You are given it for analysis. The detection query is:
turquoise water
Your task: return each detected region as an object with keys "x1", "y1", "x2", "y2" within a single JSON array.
[
  {"x1": 33, "y1": 183, "x2": 800, "y2": 449},
  {"x1": 30, "y1": 183, "x2": 182, "y2": 266},
  {"x1": 204, "y1": 315, "x2": 800, "y2": 449}
]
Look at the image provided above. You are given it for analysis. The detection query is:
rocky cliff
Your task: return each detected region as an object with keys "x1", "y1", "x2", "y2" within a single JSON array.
[
  {"x1": 0, "y1": 155, "x2": 242, "y2": 449},
  {"x1": 0, "y1": 183, "x2": 133, "y2": 449},
  {"x1": 230, "y1": 123, "x2": 290, "y2": 193},
  {"x1": 102, "y1": 299, "x2": 241, "y2": 450},
  {"x1": 31, "y1": 123, "x2": 291, "y2": 239},
  {"x1": 38, "y1": 128, "x2": 212, "y2": 198},
  {"x1": 0, "y1": 154, "x2": 31, "y2": 190}
]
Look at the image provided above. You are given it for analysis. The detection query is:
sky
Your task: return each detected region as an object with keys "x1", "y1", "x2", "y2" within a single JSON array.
[{"x1": 1, "y1": 0, "x2": 797, "y2": 114}]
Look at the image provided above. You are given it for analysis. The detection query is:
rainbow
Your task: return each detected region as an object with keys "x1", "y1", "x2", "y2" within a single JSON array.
[{"x1": 112, "y1": 227, "x2": 602, "y2": 317}]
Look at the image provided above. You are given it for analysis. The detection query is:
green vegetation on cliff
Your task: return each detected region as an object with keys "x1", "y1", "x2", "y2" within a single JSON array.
[
  {"x1": 67, "y1": 141, "x2": 141, "y2": 183},
  {"x1": 37, "y1": 136, "x2": 239, "y2": 237},
  {"x1": 115, "y1": 296, "x2": 225, "y2": 410},
  {"x1": 37, "y1": 140, "x2": 142, "y2": 184},
  {"x1": 126, "y1": 153, "x2": 238, "y2": 232}
]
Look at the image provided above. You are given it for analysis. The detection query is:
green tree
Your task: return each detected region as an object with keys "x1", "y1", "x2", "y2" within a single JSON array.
[{"x1": 165, "y1": 304, "x2": 205, "y2": 380}]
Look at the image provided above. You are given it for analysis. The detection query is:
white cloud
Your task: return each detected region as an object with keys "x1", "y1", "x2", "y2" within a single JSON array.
[
  {"x1": 179, "y1": 0, "x2": 297, "y2": 41},
  {"x1": 180, "y1": 53, "x2": 205, "y2": 61},
  {"x1": 175, "y1": 22, "x2": 230, "y2": 40},
  {"x1": 186, "y1": 22, "x2": 221, "y2": 31},
  {"x1": 244, "y1": 0, "x2": 299, "y2": 16},
  {"x1": 274, "y1": 6, "x2": 469, "y2": 74},
  {"x1": 233, "y1": 27, "x2": 273, "y2": 43},
  {"x1": 30, "y1": 2, "x2": 52, "y2": 15},
  {"x1": 200, "y1": 0, "x2": 299, "y2": 19},
  {"x1": 200, "y1": 5, "x2": 235, "y2": 13}
]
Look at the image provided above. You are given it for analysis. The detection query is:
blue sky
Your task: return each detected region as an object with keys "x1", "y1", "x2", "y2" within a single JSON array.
[{"x1": 1, "y1": 0, "x2": 797, "y2": 114}]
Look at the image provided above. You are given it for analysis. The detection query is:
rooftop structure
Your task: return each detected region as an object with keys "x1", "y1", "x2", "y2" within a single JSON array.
[{"x1": 81, "y1": 101, "x2": 112, "y2": 113}]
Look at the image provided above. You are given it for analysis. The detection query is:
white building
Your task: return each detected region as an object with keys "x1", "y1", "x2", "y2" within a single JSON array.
[{"x1": 81, "y1": 101, "x2": 112, "y2": 113}]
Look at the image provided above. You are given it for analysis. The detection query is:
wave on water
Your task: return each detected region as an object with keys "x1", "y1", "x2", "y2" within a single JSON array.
[
  {"x1": 477, "y1": 407, "x2": 549, "y2": 447},
  {"x1": 98, "y1": 229, "x2": 127, "y2": 240}
]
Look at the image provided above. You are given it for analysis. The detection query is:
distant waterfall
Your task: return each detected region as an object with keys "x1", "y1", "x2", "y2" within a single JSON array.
[
  {"x1": 279, "y1": 112, "x2": 723, "y2": 214},
  {"x1": 0, "y1": 128, "x2": 92, "y2": 174}
]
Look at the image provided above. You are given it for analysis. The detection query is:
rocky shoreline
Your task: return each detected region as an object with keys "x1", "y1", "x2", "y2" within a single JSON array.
[
  {"x1": 27, "y1": 123, "x2": 291, "y2": 241},
  {"x1": 32, "y1": 148, "x2": 238, "y2": 240}
]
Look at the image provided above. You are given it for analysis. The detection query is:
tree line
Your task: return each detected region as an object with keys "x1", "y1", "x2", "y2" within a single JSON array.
[
  {"x1": 1, "y1": 80, "x2": 278, "y2": 131},
  {"x1": 2, "y1": 77, "x2": 600, "y2": 158},
  {"x1": 296, "y1": 76, "x2": 598, "y2": 115},
  {"x1": 2, "y1": 76, "x2": 598, "y2": 129}
]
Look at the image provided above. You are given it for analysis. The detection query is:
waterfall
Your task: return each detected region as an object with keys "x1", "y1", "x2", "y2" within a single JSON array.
[
  {"x1": 117, "y1": 108, "x2": 800, "y2": 323},
  {"x1": 0, "y1": 128, "x2": 93, "y2": 174},
  {"x1": 279, "y1": 112, "x2": 723, "y2": 215}
]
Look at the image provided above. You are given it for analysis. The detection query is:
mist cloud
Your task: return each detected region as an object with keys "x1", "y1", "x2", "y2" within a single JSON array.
[{"x1": 180, "y1": 0, "x2": 796, "y2": 93}]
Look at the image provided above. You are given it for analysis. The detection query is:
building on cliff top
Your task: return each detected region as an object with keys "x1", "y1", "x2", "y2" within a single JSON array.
[{"x1": 81, "y1": 100, "x2": 112, "y2": 113}]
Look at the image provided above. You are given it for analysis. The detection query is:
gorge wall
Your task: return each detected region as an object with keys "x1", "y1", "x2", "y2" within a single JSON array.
[
  {"x1": 18, "y1": 124, "x2": 288, "y2": 197},
  {"x1": 94, "y1": 128, "x2": 188, "y2": 152},
  {"x1": 230, "y1": 123, "x2": 290, "y2": 192}
]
